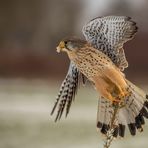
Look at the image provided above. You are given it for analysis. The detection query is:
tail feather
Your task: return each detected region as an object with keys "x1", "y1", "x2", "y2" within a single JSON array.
[
  {"x1": 118, "y1": 124, "x2": 125, "y2": 137},
  {"x1": 96, "y1": 80, "x2": 148, "y2": 137},
  {"x1": 97, "y1": 97, "x2": 113, "y2": 126}
]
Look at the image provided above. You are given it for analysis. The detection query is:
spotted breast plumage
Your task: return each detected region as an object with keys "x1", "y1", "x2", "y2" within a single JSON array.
[{"x1": 51, "y1": 16, "x2": 148, "y2": 137}]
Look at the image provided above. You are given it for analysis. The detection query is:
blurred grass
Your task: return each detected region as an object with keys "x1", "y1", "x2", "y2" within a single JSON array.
[{"x1": 0, "y1": 79, "x2": 148, "y2": 148}]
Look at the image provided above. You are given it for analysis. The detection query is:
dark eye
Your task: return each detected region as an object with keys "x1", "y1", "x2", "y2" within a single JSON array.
[{"x1": 64, "y1": 41, "x2": 71, "y2": 51}]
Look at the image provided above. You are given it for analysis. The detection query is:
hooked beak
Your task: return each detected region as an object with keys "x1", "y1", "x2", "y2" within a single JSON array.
[
  {"x1": 56, "y1": 46, "x2": 61, "y2": 53},
  {"x1": 56, "y1": 41, "x2": 65, "y2": 53}
]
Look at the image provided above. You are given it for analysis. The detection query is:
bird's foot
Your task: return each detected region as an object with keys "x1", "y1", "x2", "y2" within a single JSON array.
[
  {"x1": 112, "y1": 98, "x2": 121, "y2": 108},
  {"x1": 112, "y1": 97, "x2": 127, "y2": 108}
]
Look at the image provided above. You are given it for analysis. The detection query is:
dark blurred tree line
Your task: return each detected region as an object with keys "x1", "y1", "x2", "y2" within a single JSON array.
[{"x1": 0, "y1": 0, "x2": 148, "y2": 80}]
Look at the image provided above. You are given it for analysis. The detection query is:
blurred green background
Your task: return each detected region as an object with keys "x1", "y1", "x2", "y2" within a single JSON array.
[{"x1": 0, "y1": 0, "x2": 148, "y2": 148}]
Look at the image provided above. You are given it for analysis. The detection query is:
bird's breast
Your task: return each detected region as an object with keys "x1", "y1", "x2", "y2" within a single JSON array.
[{"x1": 72, "y1": 52, "x2": 109, "y2": 81}]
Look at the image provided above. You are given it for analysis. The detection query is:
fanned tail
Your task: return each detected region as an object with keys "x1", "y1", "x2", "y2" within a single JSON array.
[{"x1": 96, "y1": 80, "x2": 148, "y2": 137}]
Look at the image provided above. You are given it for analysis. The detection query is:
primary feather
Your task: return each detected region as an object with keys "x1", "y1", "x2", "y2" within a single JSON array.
[{"x1": 51, "y1": 62, "x2": 86, "y2": 121}]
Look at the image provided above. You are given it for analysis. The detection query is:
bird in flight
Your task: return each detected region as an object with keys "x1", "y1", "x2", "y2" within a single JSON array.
[{"x1": 51, "y1": 16, "x2": 148, "y2": 138}]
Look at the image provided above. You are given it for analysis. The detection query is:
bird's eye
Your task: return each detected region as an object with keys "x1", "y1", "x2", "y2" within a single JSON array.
[
  {"x1": 64, "y1": 41, "x2": 72, "y2": 51},
  {"x1": 64, "y1": 41, "x2": 68, "y2": 45}
]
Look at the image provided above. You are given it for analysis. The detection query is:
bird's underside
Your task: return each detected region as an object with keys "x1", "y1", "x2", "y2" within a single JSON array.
[
  {"x1": 51, "y1": 15, "x2": 148, "y2": 138},
  {"x1": 69, "y1": 46, "x2": 128, "y2": 103}
]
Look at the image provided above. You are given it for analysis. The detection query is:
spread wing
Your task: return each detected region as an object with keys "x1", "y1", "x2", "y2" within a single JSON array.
[
  {"x1": 82, "y1": 16, "x2": 138, "y2": 71},
  {"x1": 51, "y1": 62, "x2": 86, "y2": 121}
]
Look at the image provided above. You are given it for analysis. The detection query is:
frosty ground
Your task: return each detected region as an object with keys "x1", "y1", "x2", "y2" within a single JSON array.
[{"x1": 0, "y1": 79, "x2": 148, "y2": 148}]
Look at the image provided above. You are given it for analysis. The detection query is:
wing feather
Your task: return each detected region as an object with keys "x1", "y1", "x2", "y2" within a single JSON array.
[
  {"x1": 82, "y1": 16, "x2": 138, "y2": 71},
  {"x1": 51, "y1": 62, "x2": 85, "y2": 121}
]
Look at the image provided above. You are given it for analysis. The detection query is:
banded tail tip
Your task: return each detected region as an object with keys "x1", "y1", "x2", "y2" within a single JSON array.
[
  {"x1": 101, "y1": 124, "x2": 109, "y2": 135},
  {"x1": 112, "y1": 127, "x2": 118, "y2": 138},
  {"x1": 119, "y1": 124, "x2": 125, "y2": 138},
  {"x1": 128, "y1": 123, "x2": 136, "y2": 136},
  {"x1": 97, "y1": 121, "x2": 126, "y2": 138}
]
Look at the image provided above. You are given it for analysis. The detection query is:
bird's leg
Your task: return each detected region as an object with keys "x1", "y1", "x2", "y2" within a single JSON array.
[
  {"x1": 104, "y1": 91, "x2": 121, "y2": 103},
  {"x1": 117, "y1": 86, "x2": 125, "y2": 98}
]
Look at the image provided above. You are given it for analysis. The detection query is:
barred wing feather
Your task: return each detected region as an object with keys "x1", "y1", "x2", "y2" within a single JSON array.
[{"x1": 82, "y1": 16, "x2": 138, "y2": 71}]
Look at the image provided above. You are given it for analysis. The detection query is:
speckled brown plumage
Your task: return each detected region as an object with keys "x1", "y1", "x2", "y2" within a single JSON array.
[{"x1": 51, "y1": 16, "x2": 148, "y2": 138}]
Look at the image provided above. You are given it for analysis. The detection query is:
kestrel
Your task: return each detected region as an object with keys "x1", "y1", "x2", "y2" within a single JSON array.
[{"x1": 51, "y1": 16, "x2": 148, "y2": 137}]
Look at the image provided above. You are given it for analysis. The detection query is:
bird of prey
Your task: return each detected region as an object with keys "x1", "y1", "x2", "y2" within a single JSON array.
[{"x1": 51, "y1": 16, "x2": 148, "y2": 137}]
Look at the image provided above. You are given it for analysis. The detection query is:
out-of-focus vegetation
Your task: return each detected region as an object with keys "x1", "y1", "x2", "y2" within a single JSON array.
[
  {"x1": 0, "y1": 0, "x2": 148, "y2": 79},
  {"x1": 0, "y1": 80, "x2": 148, "y2": 148}
]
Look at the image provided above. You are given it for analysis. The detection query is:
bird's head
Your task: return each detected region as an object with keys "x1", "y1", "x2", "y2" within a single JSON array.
[{"x1": 56, "y1": 37, "x2": 87, "y2": 54}]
